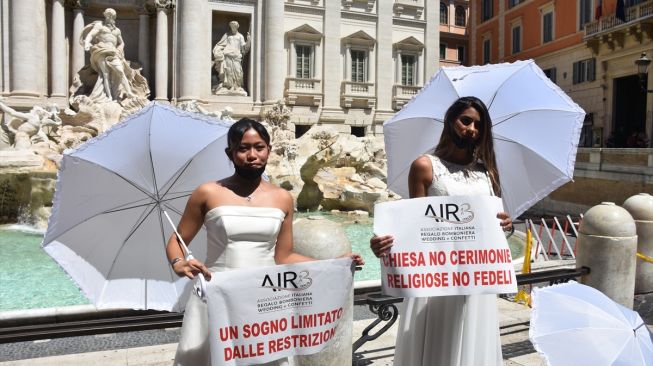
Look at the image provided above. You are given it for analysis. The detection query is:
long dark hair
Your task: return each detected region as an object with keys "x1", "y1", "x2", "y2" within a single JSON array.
[
  {"x1": 224, "y1": 118, "x2": 271, "y2": 157},
  {"x1": 434, "y1": 96, "x2": 501, "y2": 197}
]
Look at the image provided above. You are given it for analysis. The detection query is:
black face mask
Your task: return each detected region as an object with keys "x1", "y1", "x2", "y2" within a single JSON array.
[
  {"x1": 234, "y1": 164, "x2": 266, "y2": 180},
  {"x1": 451, "y1": 132, "x2": 476, "y2": 150}
]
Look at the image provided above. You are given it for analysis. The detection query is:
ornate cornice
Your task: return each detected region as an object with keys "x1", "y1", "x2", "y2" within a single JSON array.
[
  {"x1": 393, "y1": 18, "x2": 426, "y2": 29},
  {"x1": 284, "y1": 4, "x2": 325, "y2": 16},
  {"x1": 341, "y1": 10, "x2": 377, "y2": 22}
]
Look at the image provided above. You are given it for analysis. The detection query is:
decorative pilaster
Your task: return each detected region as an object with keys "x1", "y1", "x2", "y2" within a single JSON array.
[
  {"x1": 395, "y1": 49, "x2": 402, "y2": 84},
  {"x1": 264, "y1": 0, "x2": 284, "y2": 103},
  {"x1": 177, "y1": 0, "x2": 204, "y2": 101},
  {"x1": 154, "y1": 0, "x2": 173, "y2": 101},
  {"x1": 67, "y1": 0, "x2": 87, "y2": 81},
  {"x1": 375, "y1": 0, "x2": 393, "y2": 111},
  {"x1": 424, "y1": 0, "x2": 439, "y2": 79},
  {"x1": 10, "y1": 0, "x2": 47, "y2": 97},
  {"x1": 51, "y1": 0, "x2": 67, "y2": 97},
  {"x1": 322, "y1": 0, "x2": 341, "y2": 108}
]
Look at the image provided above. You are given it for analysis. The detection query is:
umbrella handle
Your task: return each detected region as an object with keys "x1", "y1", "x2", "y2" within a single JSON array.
[
  {"x1": 185, "y1": 253, "x2": 207, "y2": 300},
  {"x1": 163, "y1": 210, "x2": 206, "y2": 299}
]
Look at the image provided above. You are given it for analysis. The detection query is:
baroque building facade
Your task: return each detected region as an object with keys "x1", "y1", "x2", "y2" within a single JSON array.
[
  {"x1": 0, "y1": 0, "x2": 441, "y2": 136},
  {"x1": 469, "y1": 0, "x2": 653, "y2": 148},
  {"x1": 468, "y1": 0, "x2": 653, "y2": 213}
]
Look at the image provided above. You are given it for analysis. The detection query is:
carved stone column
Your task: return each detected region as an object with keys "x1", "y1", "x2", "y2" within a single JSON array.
[
  {"x1": 10, "y1": 0, "x2": 47, "y2": 97},
  {"x1": 264, "y1": 0, "x2": 284, "y2": 103},
  {"x1": 51, "y1": 0, "x2": 67, "y2": 97},
  {"x1": 68, "y1": 0, "x2": 87, "y2": 81},
  {"x1": 177, "y1": 0, "x2": 205, "y2": 101},
  {"x1": 155, "y1": 0, "x2": 173, "y2": 102},
  {"x1": 137, "y1": 3, "x2": 153, "y2": 81}
]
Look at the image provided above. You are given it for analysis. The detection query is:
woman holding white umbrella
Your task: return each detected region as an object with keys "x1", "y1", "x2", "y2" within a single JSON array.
[
  {"x1": 371, "y1": 97, "x2": 513, "y2": 366},
  {"x1": 167, "y1": 118, "x2": 364, "y2": 366}
]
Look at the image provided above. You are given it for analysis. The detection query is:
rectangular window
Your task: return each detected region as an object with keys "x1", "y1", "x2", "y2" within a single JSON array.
[
  {"x1": 483, "y1": 39, "x2": 491, "y2": 64},
  {"x1": 351, "y1": 50, "x2": 367, "y2": 83},
  {"x1": 401, "y1": 54, "x2": 416, "y2": 86},
  {"x1": 543, "y1": 12, "x2": 553, "y2": 43},
  {"x1": 579, "y1": 0, "x2": 593, "y2": 30},
  {"x1": 457, "y1": 46, "x2": 465, "y2": 63},
  {"x1": 509, "y1": 0, "x2": 525, "y2": 8},
  {"x1": 573, "y1": 58, "x2": 596, "y2": 84},
  {"x1": 543, "y1": 67, "x2": 557, "y2": 83},
  {"x1": 482, "y1": 0, "x2": 493, "y2": 21},
  {"x1": 512, "y1": 25, "x2": 521, "y2": 54},
  {"x1": 440, "y1": 44, "x2": 446, "y2": 60},
  {"x1": 295, "y1": 45, "x2": 312, "y2": 79}
]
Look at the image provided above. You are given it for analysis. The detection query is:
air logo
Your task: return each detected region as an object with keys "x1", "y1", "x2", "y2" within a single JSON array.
[
  {"x1": 424, "y1": 203, "x2": 474, "y2": 224},
  {"x1": 261, "y1": 270, "x2": 313, "y2": 292}
]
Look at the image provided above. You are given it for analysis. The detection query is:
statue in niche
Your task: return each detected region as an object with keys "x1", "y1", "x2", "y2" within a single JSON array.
[
  {"x1": 73, "y1": 8, "x2": 149, "y2": 104},
  {"x1": 212, "y1": 21, "x2": 251, "y2": 96},
  {"x1": 0, "y1": 100, "x2": 61, "y2": 150}
]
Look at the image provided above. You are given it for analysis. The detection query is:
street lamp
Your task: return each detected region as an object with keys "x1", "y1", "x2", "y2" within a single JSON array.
[{"x1": 635, "y1": 52, "x2": 653, "y2": 93}]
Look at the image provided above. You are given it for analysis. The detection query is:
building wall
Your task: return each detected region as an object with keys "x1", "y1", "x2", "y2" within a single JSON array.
[{"x1": 0, "y1": 0, "x2": 440, "y2": 136}]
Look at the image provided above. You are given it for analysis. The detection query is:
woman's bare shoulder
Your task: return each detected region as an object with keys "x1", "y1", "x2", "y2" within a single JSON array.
[{"x1": 411, "y1": 155, "x2": 434, "y2": 173}]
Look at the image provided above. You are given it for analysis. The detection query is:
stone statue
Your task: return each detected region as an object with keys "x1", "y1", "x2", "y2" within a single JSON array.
[
  {"x1": 212, "y1": 21, "x2": 251, "y2": 96},
  {"x1": 0, "y1": 100, "x2": 61, "y2": 150},
  {"x1": 75, "y1": 8, "x2": 149, "y2": 103}
]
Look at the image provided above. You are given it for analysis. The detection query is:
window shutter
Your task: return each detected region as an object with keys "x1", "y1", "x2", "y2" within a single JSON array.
[
  {"x1": 588, "y1": 58, "x2": 596, "y2": 82},
  {"x1": 573, "y1": 61, "x2": 579, "y2": 84}
]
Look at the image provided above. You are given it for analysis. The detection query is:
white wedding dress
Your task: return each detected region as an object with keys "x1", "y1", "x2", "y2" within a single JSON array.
[
  {"x1": 392, "y1": 155, "x2": 503, "y2": 366},
  {"x1": 174, "y1": 206, "x2": 292, "y2": 366}
]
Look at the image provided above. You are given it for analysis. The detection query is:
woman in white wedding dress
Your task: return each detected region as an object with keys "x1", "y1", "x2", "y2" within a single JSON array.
[
  {"x1": 166, "y1": 118, "x2": 362, "y2": 366},
  {"x1": 371, "y1": 97, "x2": 513, "y2": 366}
]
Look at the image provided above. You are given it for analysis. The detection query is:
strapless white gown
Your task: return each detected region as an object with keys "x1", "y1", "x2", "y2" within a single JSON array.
[
  {"x1": 392, "y1": 155, "x2": 503, "y2": 366},
  {"x1": 174, "y1": 206, "x2": 292, "y2": 366}
]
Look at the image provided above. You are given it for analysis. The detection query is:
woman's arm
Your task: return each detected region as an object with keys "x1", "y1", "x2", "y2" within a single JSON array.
[
  {"x1": 371, "y1": 156, "x2": 434, "y2": 257},
  {"x1": 166, "y1": 184, "x2": 212, "y2": 280}
]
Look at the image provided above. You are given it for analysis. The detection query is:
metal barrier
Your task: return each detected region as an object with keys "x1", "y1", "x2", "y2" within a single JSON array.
[
  {"x1": 351, "y1": 266, "x2": 590, "y2": 361},
  {"x1": 523, "y1": 215, "x2": 583, "y2": 261}
]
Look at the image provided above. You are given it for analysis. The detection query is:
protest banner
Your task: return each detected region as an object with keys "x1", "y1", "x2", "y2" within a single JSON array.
[
  {"x1": 374, "y1": 195, "x2": 518, "y2": 297},
  {"x1": 204, "y1": 258, "x2": 353, "y2": 365}
]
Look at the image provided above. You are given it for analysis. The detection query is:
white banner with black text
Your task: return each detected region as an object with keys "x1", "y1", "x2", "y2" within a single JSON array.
[
  {"x1": 204, "y1": 258, "x2": 354, "y2": 365},
  {"x1": 374, "y1": 195, "x2": 518, "y2": 297}
]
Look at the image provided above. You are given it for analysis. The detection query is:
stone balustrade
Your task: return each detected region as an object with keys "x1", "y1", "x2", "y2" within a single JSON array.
[
  {"x1": 584, "y1": 0, "x2": 653, "y2": 37},
  {"x1": 392, "y1": 84, "x2": 421, "y2": 110},
  {"x1": 575, "y1": 148, "x2": 653, "y2": 175},
  {"x1": 285, "y1": 77, "x2": 323, "y2": 107},
  {"x1": 340, "y1": 81, "x2": 376, "y2": 109}
]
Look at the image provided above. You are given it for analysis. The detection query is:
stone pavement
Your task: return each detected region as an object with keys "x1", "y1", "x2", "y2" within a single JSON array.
[{"x1": 2, "y1": 292, "x2": 653, "y2": 365}]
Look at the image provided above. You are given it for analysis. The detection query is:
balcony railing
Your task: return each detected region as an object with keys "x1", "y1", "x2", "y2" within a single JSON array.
[
  {"x1": 585, "y1": 0, "x2": 653, "y2": 37},
  {"x1": 285, "y1": 77, "x2": 323, "y2": 107},
  {"x1": 341, "y1": 81, "x2": 376, "y2": 108},
  {"x1": 392, "y1": 84, "x2": 421, "y2": 110}
]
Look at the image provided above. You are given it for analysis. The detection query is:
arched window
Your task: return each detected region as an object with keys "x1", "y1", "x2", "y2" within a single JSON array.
[
  {"x1": 440, "y1": 2, "x2": 448, "y2": 24},
  {"x1": 455, "y1": 6, "x2": 466, "y2": 27}
]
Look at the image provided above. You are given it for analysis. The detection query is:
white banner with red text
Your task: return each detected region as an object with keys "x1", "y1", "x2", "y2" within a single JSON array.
[
  {"x1": 374, "y1": 195, "x2": 518, "y2": 297},
  {"x1": 204, "y1": 258, "x2": 354, "y2": 366}
]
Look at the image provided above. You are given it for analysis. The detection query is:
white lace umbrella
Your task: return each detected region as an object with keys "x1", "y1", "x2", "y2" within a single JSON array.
[
  {"x1": 384, "y1": 60, "x2": 585, "y2": 217},
  {"x1": 42, "y1": 102, "x2": 233, "y2": 311},
  {"x1": 530, "y1": 282, "x2": 653, "y2": 365}
]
